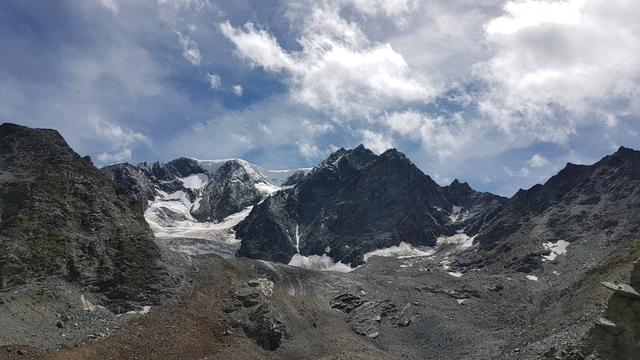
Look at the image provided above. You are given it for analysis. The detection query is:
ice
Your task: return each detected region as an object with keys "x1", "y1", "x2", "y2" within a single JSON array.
[
  {"x1": 255, "y1": 181, "x2": 281, "y2": 195},
  {"x1": 288, "y1": 254, "x2": 353, "y2": 272},
  {"x1": 363, "y1": 242, "x2": 436, "y2": 262},
  {"x1": 180, "y1": 173, "x2": 208, "y2": 190},
  {"x1": 194, "y1": 157, "x2": 309, "y2": 186},
  {"x1": 146, "y1": 206, "x2": 253, "y2": 241},
  {"x1": 436, "y1": 233, "x2": 476, "y2": 248}
]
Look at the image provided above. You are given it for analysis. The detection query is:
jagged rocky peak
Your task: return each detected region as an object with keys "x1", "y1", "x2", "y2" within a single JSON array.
[
  {"x1": 235, "y1": 145, "x2": 503, "y2": 267},
  {"x1": 0, "y1": 123, "x2": 167, "y2": 304},
  {"x1": 463, "y1": 145, "x2": 640, "y2": 275},
  {"x1": 103, "y1": 155, "x2": 308, "y2": 225}
]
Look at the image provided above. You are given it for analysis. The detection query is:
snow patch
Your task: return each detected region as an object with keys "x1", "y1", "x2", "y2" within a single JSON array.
[
  {"x1": 448, "y1": 272, "x2": 463, "y2": 278},
  {"x1": 288, "y1": 254, "x2": 353, "y2": 272},
  {"x1": 542, "y1": 240, "x2": 570, "y2": 261},
  {"x1": 180, "y1": 173, "x2": 208, "y2": 190},
  {"x1": 363, "y1": 242, "x2": 436, "y2": 262},
  {"x1": 194, "y1": 157, "x2": 309, "y2": 186},
  {"x1": 449, "y1": 205, "x2": 462, "y2": 222},
  {"x1": 255, "y1": 181, "x2": 281, "y2": 195},
  {"x1": 126, "y1": 306, "x2": 151, "y2": 315},
  {"x1": 526, "y1": 275, "x2": 539, "y2": 281},
  {"x1": 436, "y1": 233, "x2": 476, "y2": 249}
]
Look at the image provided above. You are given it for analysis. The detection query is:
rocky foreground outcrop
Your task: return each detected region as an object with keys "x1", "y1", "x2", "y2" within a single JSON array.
[{"x1": 0, "y1": 123, "x2": 169, "y2": 304}]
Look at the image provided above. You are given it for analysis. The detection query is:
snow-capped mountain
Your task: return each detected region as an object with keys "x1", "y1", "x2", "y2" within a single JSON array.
[{"x1": 102, "y1": 157, "x2": 308, "y2": 256}]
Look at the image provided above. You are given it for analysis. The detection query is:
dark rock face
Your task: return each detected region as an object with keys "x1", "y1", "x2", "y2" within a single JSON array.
[
  {"x1": 191, "y1": 160, "x2": 263, "y2": 222},
  {"x1": 330, "y1": 292, "x2": 413, "y2": 338},
  {"x1": 0, "y1": 123, "x2": 166, "y2": 299},
  {"x1": 281, "y1": 170, "x2": 307, "y2": 187},
  {"x1": 236, "y1": 145, "x2": 507, "y2": 266},
  {"x1": 461, "y1": 146, "x2": 640, "y2": 274}
]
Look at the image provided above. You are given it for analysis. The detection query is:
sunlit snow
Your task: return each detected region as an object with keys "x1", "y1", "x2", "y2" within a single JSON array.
[
  {"x1": 542, "y1": 240, "x2": 570, "y2": 261},
  {"x1": 436, "y1": 233, "x2": 476, "y2": 248},
  {"x1": 179, "y1": 173, "x2": 208, "y2": 190},
  {"x1": 288, "y1": 254, "x2": 353, "y2": 272},
  {"x1": 363, "y1": 242, "x2": 436, "y2": 262}
]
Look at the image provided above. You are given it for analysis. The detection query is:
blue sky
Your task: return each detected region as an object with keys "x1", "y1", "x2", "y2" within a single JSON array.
[{"x1": 1, "y1": 0, "x2": 639, "y2": 196}]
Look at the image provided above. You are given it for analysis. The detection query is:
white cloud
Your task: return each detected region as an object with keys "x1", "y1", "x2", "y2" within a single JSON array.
[
  {"x1": 384, "y1": 111, "x2": 481, "y2": 160},
  {"x1": 297, "y1": 141, "x2": 323, "y2": 159},
  {"x1": 87, "y1": 116, "x2": 150, "y2": 165},
  {"x1": 97, "y1": 0, "x2": 119, "y2": 14},
  {"x1": 207, "y1": 73, "x2": 221, "y2": 89},
  {"x1": 220, "y1": 5, "x2": 433, "y2": 117},
  {"x1": 478, "y1": 0, "x2": 640, "y2": 142},
  {"x1": 527, "y1": 153, "x2": 550, "y2": 168},
  {"x1": 90, "y1": 116, "x2": 150, "y2": 149},
  {"x1": 302, "y1": 119, "x2": 334, "y2": 135},
  {"x1": 345, "y1": 0, "x2": 417, "y2": 18},
  {"x1": 157, "y1": 0, "x2": 213, "y2": 11},
  {"x1": 176, "y1": 31, "x2": 201, "y2": 65},
  {"x1": 97, "y1": 148, "x2": 132, "y2": 164},
  {"x1": 220, "y1": 22, "x2": 294, "y2": 71},
  {"x1": 232, "y1": 84, "x2": 243, "y2": 97},
  {"x1": 361, "y1": 129, "x2": 393, "y2": 154}
]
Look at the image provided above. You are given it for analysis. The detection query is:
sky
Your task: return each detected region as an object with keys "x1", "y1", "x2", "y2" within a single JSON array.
[{"x1": 1, "y1": 0, "x2": 639, "y2": 196}]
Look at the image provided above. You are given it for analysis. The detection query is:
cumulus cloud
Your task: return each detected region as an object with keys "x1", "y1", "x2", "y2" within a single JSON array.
[
  {"x1": 478, "y1": 0, "x2": 640, "y2": 142},
  {"x1": 220, "y1": 5, "x2": 433, "y2": 117},
  {"x1": 232, "y1": 84, "x2": 243, "y2": 97},
  {"x1": 85, "y1": 116, "x2": 150, "y2": 165},
  {"x1": 361, "y1": 129, "x2": 393, "y2": 154},
  {"x1": 297, "y1": 141, "x2": 323, "y2": 160},
  {"x1": 527, "y1": 153, "x2": 550, "y2": 169},
  {"x1": 383, "y1": 111, "x2": 483, "y2": 160},
  {"x1": 207, "y1": 73, "x2": 221, "y2": 89},
  {"x1": 93, "y1": 119, "x2": 148, "y2": 147},
  {"x1": 176, "y1": 31, "x2": 201, "y2": 65},
  {"x1": 97, "y1": 148, "x2": 133, "y2": 164}
]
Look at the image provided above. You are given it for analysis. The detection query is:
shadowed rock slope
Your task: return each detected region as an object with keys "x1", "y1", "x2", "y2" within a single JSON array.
[
  {"x1": 459, "y1": 146, "x2": 640, "y2": 275},
  {"x1": 0, "y1": 123, "x2": 169, "y2": 303},
  {"x1": 235, "y1": 145, "x2": 506, "y2": 265}
]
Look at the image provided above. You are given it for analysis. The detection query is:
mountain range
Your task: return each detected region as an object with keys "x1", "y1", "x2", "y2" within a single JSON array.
[{"x1": 0, "y1": 123, "x2": 638, "y2": 360}]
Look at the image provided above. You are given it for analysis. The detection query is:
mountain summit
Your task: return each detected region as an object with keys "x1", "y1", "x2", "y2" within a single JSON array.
[{"x1": 235, "y1": 145, "x2": 506, "y2": 266}]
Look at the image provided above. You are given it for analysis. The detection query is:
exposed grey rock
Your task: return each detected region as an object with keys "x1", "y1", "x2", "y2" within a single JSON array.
[
  {"x1": 601, "y1": 281, "x2": 640, "y2": 299},
  {"x1": 330, "y1": 292, "x2": 413, "y2": 338},
  {"x1": 458, "y1": 146, "x2": 640, "y2": 275},
  {"x1": 0, "y1": 123, "x2": 169, "y2": 305},
  {"x1": 236, "y1": 145, "x2": 506, "y2": 266},
  {"x1": 242, "y1": 304, "x2": 288, "y2": 351}
]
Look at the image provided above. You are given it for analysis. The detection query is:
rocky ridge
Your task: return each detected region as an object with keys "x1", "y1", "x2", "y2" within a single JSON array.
[
  {"x1": 0, "y1": 123, "x2": 171, "y2": 307},
  {"x1": 235, "y1": 145, "x2": 506, "y2": 266}
]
